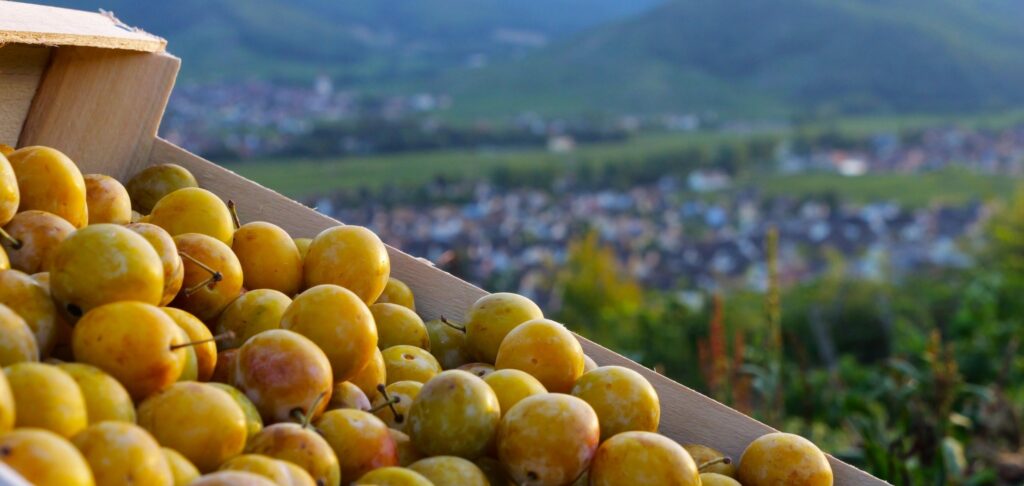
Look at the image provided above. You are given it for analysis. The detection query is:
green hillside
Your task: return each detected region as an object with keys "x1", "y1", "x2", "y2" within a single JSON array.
[
  {"x1": 443, "y1": 0, "x2": 1024, "y2": 116},
  {"x1": 39, "y1": 0, "x2": 662, "y2": 81}
]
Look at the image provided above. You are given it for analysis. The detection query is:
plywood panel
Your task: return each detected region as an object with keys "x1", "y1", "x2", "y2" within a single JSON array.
[
  {"x1": 147, "y1": 137, "x2": 887, "y2": 485},
  {"x1": 0, "y1": 1, "x2": 165, "y2": 52},
  {"x1": 18, "y1": 47, "x2": 179, "y2": 177},
  {"x1": 0, "y1": 44, "x2": 49, "y2": 147}
]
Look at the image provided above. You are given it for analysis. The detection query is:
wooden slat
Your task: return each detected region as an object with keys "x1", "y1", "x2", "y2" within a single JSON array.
[
  {"x1": 0, "y1": 1, "x2": 165, "y2": 52},
  {"x1": 0, "y1": 44, "x2": 49, "y2": 147},
  {"x1": 147, "y1": 137, "x2": 888, "y2": 485},
  {"x1": 18, "y1": 47, "x2": 179, "y2": 177}
]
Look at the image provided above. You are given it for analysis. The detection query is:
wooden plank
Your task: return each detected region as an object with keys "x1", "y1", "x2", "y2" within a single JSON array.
[
  {"x1": 147, "y1": 137, "x2": 887, "y2": 485},
  {"x1": 0, "y1": 1, "x2": 165, "y2": 52},
  {"x1": 18, "y1": 47, "x2": 179, "y2": 178},
  {"x1": 0, "y1": 44, "x2": 49, "y2": 147}
]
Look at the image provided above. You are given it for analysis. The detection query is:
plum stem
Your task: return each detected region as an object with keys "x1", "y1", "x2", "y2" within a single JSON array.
[
  {"x1": 227, "y1": 200, "x2": 242, "y2": 230},
  {"x1": 697, "y1": 456, "x2": 732, "y2": 472},
  {"x1": 179, "y1": 251, "x2": 223, "y2": 294},
  {"x1": 440, "y1": 316, "x2": 466, "y2": 333},
  {"x1": 0, "y1": 228, "x2": 22, "y2": 250},
  {"x1": 375, "y1": 384, "x2": 404, "y2": 424},
  {"x1": 292, "y1": 391, "x2": 328, "y2": 429},
  {"x1": 170, "y1": 331, "x2": 235, "y2": 350}
]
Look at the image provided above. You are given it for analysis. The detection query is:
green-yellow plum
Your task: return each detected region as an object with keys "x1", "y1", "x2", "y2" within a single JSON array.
[
  {"x1": 0, "y1": 371, "x2": 13, "y2": 434},
  {"x1": 191, "y1": 471, "x2": 277, "y2": 486},
  {"x1": 0, "y1": 152, "x2": 18, "y2": 225},
  {"x1": 350, "y1": 347, "x2": 386, "y2": 398},
  {"x1": 219, "y1": 454, "x2": 293, "y2": 486},
  {"x1": 375, "y1": 277, "x2": 415, "y2": 310},
  {"x1": 737, "y1": 432, "x2": 833, "y2": 486},
  {"x1": 215, "y1": 289, "x2": 291, "y2": 349},
  {"x1": 162, "y1": 307, "x2": 217, "y2": 381},
  {"x1": 171, "y1": 233, "x2": 243, "y2": 321},
  {"x1": 483, "y1": 369, "x2": 546, "y2": 417},
  {"x1": 4, "y1": 362, "x2": 87, "y2": 437},
  {"x1": 315, "y1": 409, "x2": 397, "y2": 482},
  {"x1": 244, "y1": 423, "x2": 341, "y2": 486},
  {"x1": 50, "y1": 224, "x2": 164, "y2": 321},
  {"x1": 71, "y1": 421, "x2": 173, "y2": 486},
  {"x1": 497, "y1": 393, "x2": 599, "y2": 485},
  {"x1": 700, "y1": 473, "x2": 742, "y2": 486},
  {"x1": 354, "y1": 467, "x2": 431, "y2": 486},
  {"x1": 0, "y1": 304, "x2": 37, "y2": 366},
  {"x1": 233, "y1": 329, "x2": 333, "y2": 423},
  {"x1": 571, "y1": 365, "x2": 660, "y2": 441},
  {"x1": 83, "y1": 174, "x2": 131, "y2": 225},
  {"x1": 303, "y1": 225, "x2": 389, "y2": 304},
  {"x1": 382, "y1": 345, "x2": 441, "y2": 384},
  {"x1": 0, "y1": 269, "x2": 57, "y2": 357},
  {"x1": 464, "y1": 292, "x2": 542, "y2": 364},
  {"x1": 7, "y1": 146, "x2": 87, "y2": 227},
  {"x1": 163, "y1": 447, "x2": 200, "y2": 486},
  {"x1": 56, "y1": 362, "x2": 135, "y2": 424},
  {"x1": 425, "y1": 317, "x2": 471, "y2": 370},
  {"x1": 409, "y1": 456, "x2": 488, "y2": 486},
  {"x1": 0, "y1": 428, "x2": 94, "y2": 486},
  {"x1": 589, "y1": 431, "x2": 699, "y2": 486},
  {"x1": 456, "y1": 362, "x2": 495, "y2": 379},
  {"x1": 495, "y1": 319, "x2": 584, "y2": 393},
  {"x1": 233, "y1": 221, "x2": 303, "y2": 295},
  {"x1": 148, "y1": 188, "x2": 234, "y2": 245},
  {"x1": 371, "y1": 303, "x2": 429, "y2": 350},
  {"x1": 684, "y1": 444, "x2": 735, "y2": 477},
  {"x1": 583, "y1": 355, "x2": 598, "y2": 373},
  {"x1": 408, "y1": 370, "x2": 499, "y2": 459},
  {"x1": 282, "y1": 461, "x2": 317, "y2": 486},
  {"x1": 126, "y1": 163, "x2": 198, "y2": 214},
  {"x1": 125, "y1": 222, "x2": 184, "y2": 306},
  {"x1": 2, "y1": 210, "x2": 74, "y2": 274},
  {"x1": 371, "y1": 380, "x2": 422, "y2": 431},
  {"x1": 281, "y1": 284, "x2": 377, "y2": 382},
  {"x1": 208, "y1": 382, "x2": 264, "y2": 439},
  {"x1": 293, "y1": 238, "x2": 312, "y2": 260},
  {"x1": 71, "y1": 301, "x2": 186, "y2": 400},
  {"x1": 328, "y1": 381, "x2": 371, "y2": 412},
  {"x1": 138, "y1": 381, "x2": 248, "y2": 473},
  {"x1": 389, "y1": 429, "x2": 423, "y2": 467}
]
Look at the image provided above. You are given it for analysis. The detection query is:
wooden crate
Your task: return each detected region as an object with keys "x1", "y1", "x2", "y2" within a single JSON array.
[{"x1": 0, "y1": 2, "x2": 886, "y2": 484}]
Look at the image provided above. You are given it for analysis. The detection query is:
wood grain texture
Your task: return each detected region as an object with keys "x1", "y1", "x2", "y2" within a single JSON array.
[
  {"x1": 148, "y1": 137, "x2": 887, "y2": 485},
  {"x1": 0, "y1": 1, "x2": 165, "y2": 52},
  {"x1": 18, "y1": 47, "x2": 179, "y2": 177},
  {"x1": 0, "y1": 44, "x2": 49, "y2": 147}
]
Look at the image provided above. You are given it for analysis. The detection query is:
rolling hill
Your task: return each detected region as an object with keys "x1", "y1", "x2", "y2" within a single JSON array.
[{"x1": 443, "y1": 0, "x2": 1024, "y2": 117}]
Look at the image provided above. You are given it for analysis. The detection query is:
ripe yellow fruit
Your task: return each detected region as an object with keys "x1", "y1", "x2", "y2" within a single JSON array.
[
  {"x1": 408, "y1": 370, "x2": 500, "y2": 459},
  {"x1": 4, "y1": 362, "x2": 87, "y2": 437},
  {"x1": 149, "y1": 187, "x2": 234, "y2": 244},
  {"x1": 219, "y1": 454, "x2": 294, "y2": 486},
  {"x1": 55, "y1": 362, "x2": 136, "y2": 424},
  {"x1": 350, "y1": 347, "x2": 387, "y2": 399},
  {"x1": 355, "y1": 467, "x2": 432, "y2": 486},
  {"x1": 494, "y1": 318, "x2": 584, "y2": 393},
  {"x1": 389, "y1": 429, "x2": 423, "y2": 467},
  {"x1": 232, "y1": 221, "x2": 303, "y2": 295},
  {"x1": 465, "y1": 292, "x2": 543, "y2": 364},
  {"x1": 126, "y1": 163, "x2": 199, "y2": 214},
  {"x1": 0, "y1": 153, "x2": 19, "y2": 226},
  {"x1": 0, "y1": 304, "x2": 38, "y2": 366},
  {"x1": 281, "y1": 461, "x2": 318, "y2": 486},
  {"x1": 0, "y1": 428, "x2": 94, "y2": 486},
  {"x1": 425, "y1": 317, "x2": 472, "y2": 370},
  {"x1": 737, "y1": 432, "x2": 833, "y2": 486},
  {"x1": 483, "y1": 369, "x2": 547, "y2": 418},
  {"x1": 0, "y1": 269, "x2": 58, "y2": 357},
  {"x1": 583, "y1": 354, "x2": 598, "y2": 372},
  {"x1": 571, "y1": 365, "x2": 660, "y2": 441},
  {"x1": 71, "y1": 301, "x2": 186, "y2": 400},
  {"x1": 497, "y1": 393, "x2": 599, "y2": 485},
  {"x1": 2, "y1": 210, "x2": 75, "y2": 274},
  {"x1": 233, "y1": 329, "x2": 333, "y2": 423},
  {"x1": 191, "y1": 471, "x2": 277, "y2": 486},
  {"x1": 700, "y1": 472, "x2": 742, "y2": 486},
  {"x1": 382, "y1": 345, "x2": 441, "y2": 384},
  {"x1": 315, "y1": 409, "x2": 398, "y2": 482},
  {"x1": 50, "y1": 224, "x2": 164, "y2": 321},
  {"x1": 162, "y1": 307, "x2": 218, "y2": 381},
  {"x1": 457, "y1": 362, "x2": 495, "y2": 379},
  {"x1": 215, "y1": 289, "x2": 291, "y2": 349},
  {"x1": 303, "y1": 225, "x2": 390, "y2": 304},
  {"x1": 293, "y1": 237, "x2": 312, "y2": 260},
  {"x1": 409, "y1": 456, "x2": 489, "y2": 486},
  {"x1": 376, "y1": 277, "x2": 415, "y2": 310},
  {"x1": 327, "y1": 381, "x2": 371, "y2": 412},
  {"x1": 83, "y1": 174, "x2": 131, "y2": 224},
  {"x1": 163, "y1": 447, "x2": 201, "y2": 486},
  {"x1": 281, "y1": 284, "x2": 378, "y2": 382},
  {"x1": 589, "y1": 431, "x2": 699, "y2": 486},
  {"x1": 371, "y1": 380, "x2": 422, "y2": 432},
  {"x1": 208, "y1": 383, "x2": 264, "y2": 439},
  {"x1": 0, "y1": 371, "x2": 13, "y2": 434},
  {"x1": 138, "y1": 381, "x2": 248, "y2": 473},
  {"x1": 371, "y1": 302, "x2": 430, "y2": 350},
  {"x1": 71, "y1": 421, "x2": 174, "y2": 486},
  {"x1": 125, "y1": 222, "x2": 185, "y2": 306},
  {"x1": 171, "y1": 232, "x2": 243, "y2": 321},
  {"x1": 244, "y1": 423, "x2": 341, "y2": 486},
  {"x1": 684, "y1": 444, "x2": 735, "y2": 477},
  {"x1": 7, "y1": 146, "x2": 88, "y2": 228},
  {"x1": 177, "y1": 326, "x2": 199, "y2": 382}
]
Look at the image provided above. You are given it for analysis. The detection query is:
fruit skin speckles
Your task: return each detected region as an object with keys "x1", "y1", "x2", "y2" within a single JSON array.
[
  {"x1": 497, "y1": 393, "x2": 599, "y2": 486},
  {"x1": 303, "y1": 225, "x2": 390, "y2": 305},
  {"x1": 737, "y1": 432, "x2": 833, "y2": 486},
  {"x1": 408, "y1": 370, "x2": 500, "y2": 459},
  {"x1": 571, "y1": 365, "x2": 660, "y2": 441},
  {"x1": 589, "y1": 431, "x2": 700, "y2": 486},
  {"x1": 465, "y1": 292, "x2": 543, "y2": 364}
]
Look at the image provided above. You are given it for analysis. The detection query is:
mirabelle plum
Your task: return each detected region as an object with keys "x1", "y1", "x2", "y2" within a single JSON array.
[
  {"x1": 71, "y1": 421, "x2": 173, "y2": 485},
  {"x1": 56, "y1": 362, "x2": 135, "y2": 424},
  {"x1": 0, "y1": 152, "x2": 18, "y2": 225},
  {"x1": 233, "y1": 329, "x2": 333, "y2": 423},
  {"x1": 483, "y1": 369, "x2": 546, "y2": 417},
  {"x1": 125, "y1": 222, "x2": 184, "y2": 306},
  {"x1": 148, "y1": 188, "x2": 234, "y2": 245},
  {"x1": 372, "y1": 303, "x2": 430, "y2": 350},
  {"x1": 163, "y1": 447, "x2": 200, "y2": 486},
  {"x1": 233, "y1": 221, "x2": 303, "y2": 295},
  {"x1": 684, "y1": 444, "x2": 735, "y2": 477},
  {"x1": 171, "y1": 232, "x2": 243, "y2": 321},
  {"x1": 494, "y1": 318, "x2": 584, "y2": 393},
  {"x1": 497, "y1": 393, "x2": 599, "y2": 485},
  {"x1": 126, "y1": 163, "x2": 198, "y2": 214},
  {"x1": 465, "y1": 292, "x2": 542, "y2": 364},
  {"x1": 350, "y1": 347, "x2": 387, "y2": 398},
  {"x1": 208, "y1": 383, "x2": 264, "y2": 439},
  {"x1": 376, "y1": 277, "x2": 415, "y2": 310},
  {"x1": 327, "y1": 381, "x2": 371, "y2": 412},
  {"x1": 0, "y1": 304, "x2": 37, "y2": 366},
  {"x1": 355, "y1": 467, "x2": 432, "y2": 486},
  {"x1": 425, "y1": 317, "x2": 472, "y2": 370},
  {"x1": 315, "y1": 409, "x2": 398, "y2": 482},
  {"x1": 7, "y1": 146, "x2": 87, "y2": 227},
  {"x1": 409, "y1": 456, "x2": 488, "y2": 486},
  {"x1": 280, "y1": 284, "x2": 377, "y2": 382},
  {"x1": 162, "y1": 307, "x2": 217, "y2": 381},
  {"x1": 2, "y1": 210, "x2": 74, "y2": 274},
  {"x1": 736, "y1": 432, "x2": 833, "y2": 486},
  {"x1": 408, "y1": 370, "x2": 499, "y2": 459},
  {"x1": 0, "y1": 428, "x2": 94, "y2": 486},
  {"x1": 83, "y1": 174, "x2": 131, "y2": 224},
  {"x1": 570, "y1": 365, "x2": 660, "y2": 441},
  {"x1": 371, "y1": 380, "x2": 422, "y2": 431},
  {"x1": 0, "y1": 269, "x2": 58, "y2": 357},
  {"x1": 244, "y1": 423, "x2": 341, "y2": 486},
  {"x1": 589, "y1": 431, "x2": 699, "y2": 486},
  {"x1": 303, "y1": 225, "x2": 389, "y2": 304},
  {"x1": 382, "y1": 345, "x2": 441, "y2": 384},
  {"x1": 4, "y1": 362, "x2": 87, "y2": 437},
  {"x1": 215, "y1": 288, "x2": 291, "y2": 349}
]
